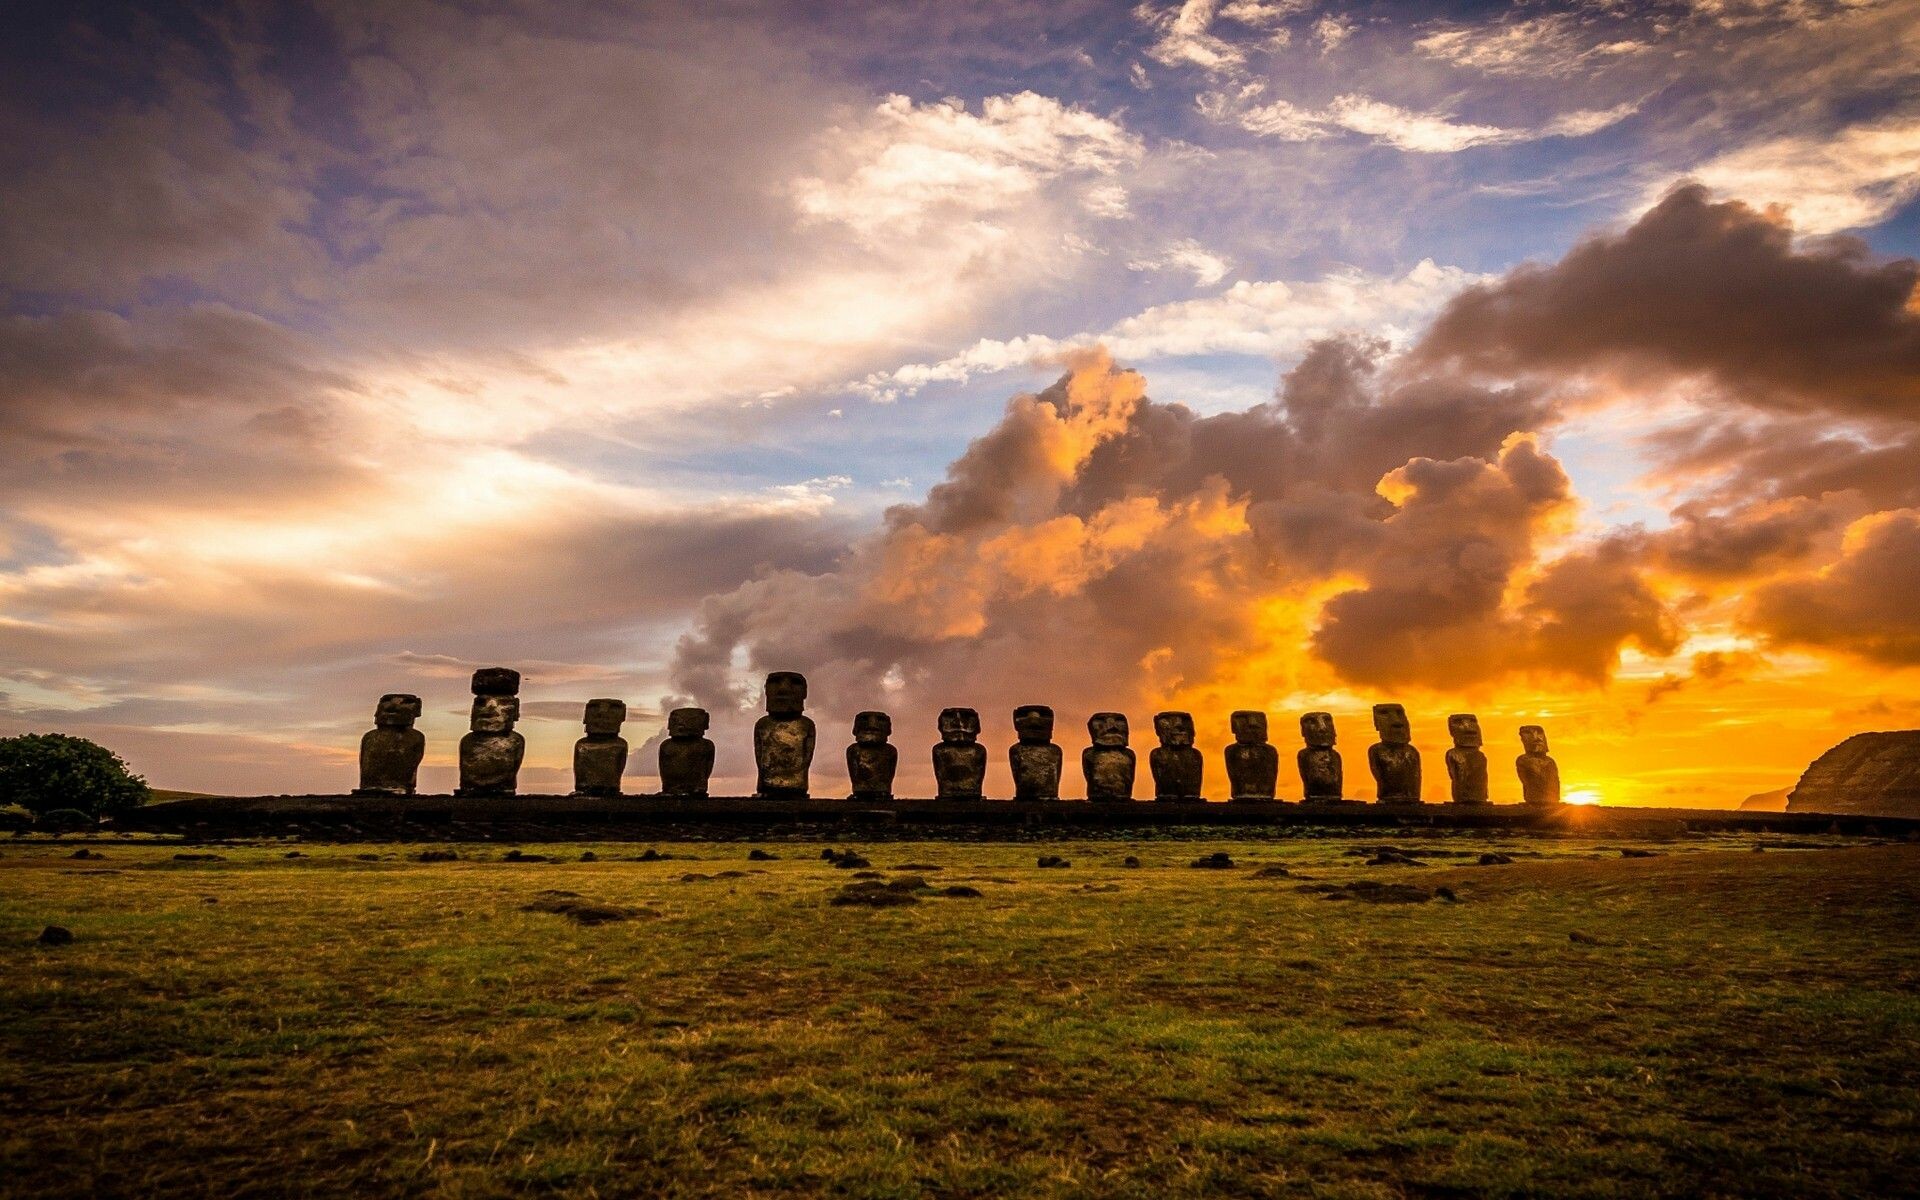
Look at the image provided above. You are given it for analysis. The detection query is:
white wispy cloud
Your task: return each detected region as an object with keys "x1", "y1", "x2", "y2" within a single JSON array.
[
  {"x1": 1655, "y1": 114, "x2": 1920, "y2": 233},
  {"x1": 1203, "y1": 87, "x2": 1640, "y2": 152},
  {"x1": 1416, "y1": 15, "x2": 1647, "y2": 78},
  {"x1": 1127, "y1": 238, "x2": 1232, "y2": 286},
  {"x1": 854, "y1": 259, "x2": 1483, "y2": 401}
]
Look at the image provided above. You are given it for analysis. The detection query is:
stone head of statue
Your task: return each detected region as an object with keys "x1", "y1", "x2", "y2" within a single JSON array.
[
  {"x1": 375, "y1": 693, "x2": 422, "y2": 729},
  {"x1": 667, "y1": 707, "x2": 709, "y2": 739},
  {"x1": 764, "y1": 671, "x2": 808, "y2": 717},
  {"x1": 1231, "y1": 710, "x2": 1268, "y2": 745},
  {"x1": 1154, "y1": 711, "x2": 1195, "y2": 748},
  {"x1": 938, "y1": 707, "x2": 981, "y2": 743},
  {"x1": 1088, "y1": 712, "x2": 1129, "y2": 747},
  {"x1": 471, "y1": 666, "x2": 520, "y2": 697},
  {"x1": 1013, "y1": 704, "x2": 1055, "y2": 743},
  {"x1": 853, "y1": 711, "x2": 892, "y2": 744},
  {"x1": 1301, "y1": 711, "x2": 1336, "y2": 748},
  {"x1": 583, "y1": 698, "x2": 626, "y2": 736},
  {"x1": 1372, "y1": 703, "x2": 1411, "y2": 745},
  {"x1": 1520, "y1": 724, "x2": 1549, "y2": 755},
  {"x1": 471, "y1": 694, "x2": 519, "y2": 734},
  {"x1": 1447, "y1": 713, "x2": 1483, "y2": 749}
]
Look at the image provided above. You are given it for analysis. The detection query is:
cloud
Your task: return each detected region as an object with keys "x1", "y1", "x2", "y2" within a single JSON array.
[
  {"x1": 1416, "y1": 15, "x2": 1647, "y2": 78},
  {"x1": 1413, "y1": 183, "x2": 1920, "y2": 420},
  {"x1": 857, "y1": 259, "x2": 1481, "y2": 400},
  {"x1": 1126, "y1": 238, "x2": 1232, "y2": 286},
  {"x1": 1748, "y1": 509, "x2": 1920, "y2": 663},
  {"x1": 1204, "y1": 88, "x2": 1639, "y2": 151},
  {"x1": 1656, "y1": 114, "x2": 1920, "y2": 234}
]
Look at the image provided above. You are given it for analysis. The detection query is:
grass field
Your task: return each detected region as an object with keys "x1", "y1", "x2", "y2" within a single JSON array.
[{"x1": 3, "y1": 831, "x2": 1918, "y2": 1198}]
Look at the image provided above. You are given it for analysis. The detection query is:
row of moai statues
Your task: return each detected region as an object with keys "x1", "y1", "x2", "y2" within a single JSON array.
[{"x1": 356, "y1": 669, "x2": 1561, "y2": 804}]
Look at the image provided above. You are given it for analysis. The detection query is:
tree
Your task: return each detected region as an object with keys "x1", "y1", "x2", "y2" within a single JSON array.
[{"x1": 0, "y1": 734, "x2": 149, "y2": 818}]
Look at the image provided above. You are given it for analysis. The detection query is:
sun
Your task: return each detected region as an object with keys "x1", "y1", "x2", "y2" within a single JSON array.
[{"x1": 1563, "y1": 788, "x2": 1603, "y2": 806}]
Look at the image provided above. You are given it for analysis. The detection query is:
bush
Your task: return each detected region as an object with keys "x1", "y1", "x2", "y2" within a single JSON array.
[{"x1": 0, "y1": 734, "x2": 149, "y2": 818}]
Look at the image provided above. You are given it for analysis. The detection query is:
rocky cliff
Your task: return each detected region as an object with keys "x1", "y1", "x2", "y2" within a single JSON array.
[{"x1": 1787, "y1": 732, "x2": 1920, "y2": 816}]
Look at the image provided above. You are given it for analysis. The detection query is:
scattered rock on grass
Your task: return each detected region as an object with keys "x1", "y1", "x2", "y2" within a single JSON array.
[
  {"x1": 283, "y1": 851, "x2": 306, "y2": 859},
  {"x1": 1620, "y1": 848, "x2": 1662, "y2": 859},
  {"x1": 1568, "y1": 931, "x2": 1605, "y2": 945},
  {"x1": 637, "y1": 848, "x2": 667, "y2": 862},
  {"x1": 68, "y1": 848, "x2": 102, "y2": 859},
  {"x1": 1252, "y1": 865, "x2": 1292, "y2": 879},
  {"x1": 941, "y1": 885, "x2": 983, "y2": 898},
  {"x1": 520, "y1": 894, "x2": 654, "y2": 925},
  {"x1": 1037, "y1": 855, "x2": 1070, "y2": 869},
  {"x1": 1435, "y1": 886, "x2": 1458, "y2": 902},
  {"x1": 850, "y1": 870, "x2": 883, "y2": 880},
  {"x1": 1364, "y1": 849, "x2": 1425, "y2": 867},
  {"x1": 827, "y1": 849, "x2": 873, "y2": 869},
  {"x1": 579, "y1": 851, "x2": 598, "y2": 863},
  {"x1": 748, "y1": 849, "x2": 777, "y2": 861},
  {"x1": 1189, "y1": 852, "x2": 1234, "y2": 870},
  {"x1": 38, "y1": 925, "x2": 73, "y2": 946},
  {"x1": 892, "y1": 862, "x2": 942, "y2": 871},
  {"x1": 173, "y1": 853, "x2": 225, "y2": 862},
  {"x1": 503, "y1": 850, "x2": 551, "y2": 863},
  {"x1": 1122, "y1": 856, "x2": 1141, "y2": 868},
  {"x1": 830, "y1": 882, "x2": 920, "y2": 908},
  {"x1": 1478, "y1": 852, "x2": 1513, "y2": 865},
  {"x1": 416, "y1": 849, "x2": 459, "y2": 863},
  {"x1": 1299, "y1": 881, "x2": 1432, "y2": 904}
]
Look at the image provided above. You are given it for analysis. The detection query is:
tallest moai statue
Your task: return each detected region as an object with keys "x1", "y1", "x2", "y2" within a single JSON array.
[
  {"x1": 1369, "y1": 703, "x2": 1421, "y2": 804},
  {"x1": 754, "y1": 671, "x2": 816, "y2": 799},
  {"x1": 457, "y1": 668, "x2": 524, "y2": 797}
]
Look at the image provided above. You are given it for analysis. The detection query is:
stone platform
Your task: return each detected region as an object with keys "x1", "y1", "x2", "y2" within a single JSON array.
[{"x1": 106, "y1": 793, "x2": 1920, "y2": 842}]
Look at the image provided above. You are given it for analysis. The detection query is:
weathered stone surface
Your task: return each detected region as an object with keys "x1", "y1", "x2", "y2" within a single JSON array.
[
  {"x1": 1368, "y1": 703, "x2": 1421, "y2": 804},
  {"x1": 1149, "y1": 711, "x2": 1204, "y2": 801},
  {"x1": 1786, "y1": 731, "x2": 1920, "y2": 816},
  {"x1": 754, "y1": 671, "x2": 815, "y2": 798},
  {"x1": 457, "y1": 692, "x2": 524, "y2": 798},
  {"x1": 356, "y1": 693, "x2": 425, "y2": 796},
  {"x1": 1516, "y1": 724, "x2": 1562, "y2": 806},
  {"x1": 846, "y1": 711, "x2": 897, "y2": 802},
  {"x1": 471, "y1": 667, "x2": 520, "y2": 696},
  {"x1": 1083, "y1": 712, "x2": 1136, "y2": 803},
  {"x1": 572, "y1": 698, "x2": 628, "y2": 798},
  {"x1": 38, "y1": 925, "x2": 74, "y2": 946},
  {"x1": 1225, "y1": 710, "x2": 1279, "y2": 801},
  {"x1": 1298, "y1": 711, "x2": 1343, "y2": 802},
  {"x1": 1010, "y1": 705, "x2": 1063, "y2": 800},
  {"x1": 1445, "y1": 713, "x2": 1490, "y2": 804},
  {"x1": 659, "y1": 707, "x2": 715, "y2": 797},
  {"x1": 933, "y1": 707, "x2": 987, "y2": 799}
]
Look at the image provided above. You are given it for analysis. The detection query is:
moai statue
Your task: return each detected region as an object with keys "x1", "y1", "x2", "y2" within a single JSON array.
[
  {"x1": 1368, "y1": 703, "x2": 1421, "y2": 804},
  {"x1": 1516, "y1": 725, "x2": 1562, "y2": 806},
  {"x1": 659, "y1": 707, "x2": 715, "y2": 797},
  {"x1": 1445, "y1": 713, "x2": 1490, "y2": 804},
  {"x1": 1150, "y1": 711, "x2": 1204, "y2": 801},
  {"x1": 1009, "y1": 705, "x2": 1062, "y2": 801},
  {"x1": 933, "y1": 707, "x2": 987, "y2": 799},
  {"x1": 754, "y1": 671, "x2": 815, "y2": 798},
  {"x1": 1225, "y1": 710, "x2": 1279, "y2": 802},
  {"x1": 355, "y1": 693, "x2": 425, "y2": 795},
  {"x1": 572, "y1": 699, "x2": 628, "y2": 798},
  {"x1": 1297, "y1": 711, "x2": 1343, "y2": 803},
  {"x1": 1083, "y1": 712, "x2": 1136, "y2": 803},
  {"x1": 846, "y1": 711, "x2": 897, "y2": 802},
  {"x1": 457, "y1": 667, "x2": 524, "y2": 797}
]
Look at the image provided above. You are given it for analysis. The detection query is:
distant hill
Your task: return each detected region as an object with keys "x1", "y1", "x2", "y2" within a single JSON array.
[
  {"x1": 1739, "y1": 786, "x2": 1791, "y2": 812},
  {"x1": 1787, "y1": 732, "x2": 1920, "y2": 817},
  {"x1": 148, "y1": 788, "x2": 222, "y2": 804}
]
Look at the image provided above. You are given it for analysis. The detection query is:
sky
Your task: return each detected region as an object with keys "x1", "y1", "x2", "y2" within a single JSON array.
[{"x1": 4, "y1": 0, "x2": 1920, "y2": 805}]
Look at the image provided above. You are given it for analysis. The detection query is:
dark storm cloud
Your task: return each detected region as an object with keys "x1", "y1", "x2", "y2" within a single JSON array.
[{"x1": 1414, "y1": 184, "x2": 1920, "y2": 419}]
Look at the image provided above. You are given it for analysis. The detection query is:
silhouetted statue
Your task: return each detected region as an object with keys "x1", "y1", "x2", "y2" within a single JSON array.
[
  {"x1": 1225, "y1": 710, "x2": 1278, "y2": 801},
  {"x1": 933, "y1": 707, "x2": 987, "y2": 799},
  {"x1": 1010, "y1": 705, "x2": 1062, "y2": 800},
  {"x1": 1083, "y1": 712, "x2": 1135, "y2": 802},
  {"x1": 846, "y1": 711, "x2": 897, "y2": 802},
  {"x1": 754, "y1": 671, "x2": 815, "y2": 798},
  {"x1": 659, "y1": 707, "x2": 715, "y2": 797},
  {"x1": 572, "y1": 699, "x2": 628, "y2": 797},
  {"x1": 1150, "y1": 711, "x2": 1204, "y2": 801},
  {"x1": 1298, "y1": 711, "x2": 1343, "y2": 802},
  {"x1": 1446, "y1": 713, "x2": 1490, "y2": 804},
  {"x1": 1517, "y1": 724, "x2": 1562, "y2": 806},
  {"x1": 457, "y1": 667, "x2": 523, "y2": 797},
  {"x1": 1369, "y1": 703, "x2": 1421, "y2": 804},
  {"x1": 356, "y1": 693, "x2": 425, "y2": 795}
]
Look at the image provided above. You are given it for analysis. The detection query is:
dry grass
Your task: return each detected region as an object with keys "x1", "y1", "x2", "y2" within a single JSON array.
[{"x1": 3, "y1": 831, "x2": 1917, "y2": 1197}]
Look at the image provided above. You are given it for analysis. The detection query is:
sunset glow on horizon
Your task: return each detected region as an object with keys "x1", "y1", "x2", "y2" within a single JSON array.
[{"x1": 4, "y1": 1, "x2": 1920, "y2": 806}]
